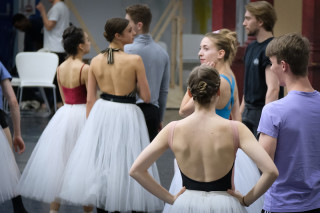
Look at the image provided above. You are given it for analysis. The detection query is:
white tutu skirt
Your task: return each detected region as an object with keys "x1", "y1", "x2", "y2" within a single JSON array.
[
  {"x1": 164, "y1": 149, "x2": 263, "y2": 213},
  {"x1": 0, "y1": 128, "x2": 20, "y2": 204},
  {"x1": 17, "y1": 104, "x2": 86, "y2": 203},
  {"x1": 59, "y1": 99, "x2": 164, "y2": 212},
  {"x1": 169, "y1": 190, "x2": 246, "y2": 213}
]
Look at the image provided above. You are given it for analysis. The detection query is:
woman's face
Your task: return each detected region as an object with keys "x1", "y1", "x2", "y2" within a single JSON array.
[
  {"x1": 120, "y1": 24, "x2": 136, "y2": 45},
  {"x1": 198, "y1": 37, "x2": 219, "y2": 64},
  {"x1": 82, "y1": 32, "x2": 91, "y2": 54}
]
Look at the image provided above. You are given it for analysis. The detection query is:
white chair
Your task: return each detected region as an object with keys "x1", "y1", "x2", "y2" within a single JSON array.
[{"x1": 15, "y1": 52, "x2": 59, "y2": 116}]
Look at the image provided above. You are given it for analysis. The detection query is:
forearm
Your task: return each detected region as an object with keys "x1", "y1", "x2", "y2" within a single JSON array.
[
  {"x1": 231, "y1": 98, "x2": 241, "y2": 121},
  {"x1": 86, "y1": 99, "x2": 96, "y2": 118},
  {"x1": 158, "y1": 92, "x2": 168, "y2": 122},
  {"x1": 265, "y1": 87, "x2": 279, "y2": 105},
  {"x1": 130, "y1": 170, "x2": 172, "y2": 204},
  {"x1": 239, "y1": 95, "x2": 245, "y2": 115},
  {"x1": 9, "y1": 101, "x2": 22, "y2": 137},
  {"x1": 243, "y1": 171, "x2": 278, "y2": 206},
  {"x1": 179, "y1": 94, "x2": 195, "y2": 118}
]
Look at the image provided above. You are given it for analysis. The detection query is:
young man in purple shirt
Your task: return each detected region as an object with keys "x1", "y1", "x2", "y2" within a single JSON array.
[{"x1": 258, "y1": 33, "x2": 320, "y2": 213}]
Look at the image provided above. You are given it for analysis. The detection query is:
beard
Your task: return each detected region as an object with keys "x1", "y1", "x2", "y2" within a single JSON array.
[{"x1": 247, "y1": 28, "x2": 259, "y2": 37}]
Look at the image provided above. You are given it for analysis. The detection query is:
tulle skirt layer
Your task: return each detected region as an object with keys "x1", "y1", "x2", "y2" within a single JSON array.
[
  {"x1": 0, "y1": 128, "x2": 20, "y2": 204},
  {"x1": 59, "y1": 99, "x2": 163, "y2": 212},
  {"x1": 17, "y1": 104, "x2": 86, "y2": 203},
  {"x1": 164, "y1": 149, "x2": 263, "y2": 213},
  {"x1": 168, "y1": 190, "x2": 247, "y2": 213}
]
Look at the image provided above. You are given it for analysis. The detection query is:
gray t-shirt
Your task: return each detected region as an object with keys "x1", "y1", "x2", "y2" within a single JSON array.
[{"x1": 44, "y1": 1, "x2": 69, "y2": 52}]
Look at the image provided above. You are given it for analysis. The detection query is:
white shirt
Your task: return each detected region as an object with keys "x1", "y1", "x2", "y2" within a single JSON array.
[{"x1": 44, "y1": 1, "x2": 70, "y2": 52}]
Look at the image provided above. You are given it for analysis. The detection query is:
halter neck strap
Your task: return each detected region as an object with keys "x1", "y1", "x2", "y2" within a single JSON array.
[{"x1": 102, "y1": 47, "x2": 121, "y2": 64}]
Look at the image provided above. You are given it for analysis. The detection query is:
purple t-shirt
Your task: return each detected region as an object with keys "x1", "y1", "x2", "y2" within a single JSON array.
[
  {"x1": 258, "y1": 90, "x2": 320, "y2": 212},
  {"x1": 0, "y1": 61, "x2": 12, "y2": 110}
]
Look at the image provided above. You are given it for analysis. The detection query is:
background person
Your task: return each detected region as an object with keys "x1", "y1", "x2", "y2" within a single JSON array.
[
  {"x1": 0, "y1": 61, "x2": 28, "y2": 213},
  {"x1": 36, "y1": 0, "x2": 70, "y2": 109},
  {"x1": 125, "y1": 4, "x2": 170, "y2": 141},
  {"x1": 17, "y1": 26, "x2": 92, "y2": 213},
  {"x1": 240, "y1": 1, "x2": 283, "y2": 137}
]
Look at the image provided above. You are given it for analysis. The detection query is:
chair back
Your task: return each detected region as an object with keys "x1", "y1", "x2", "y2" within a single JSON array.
[{"x1": 15, "y1": 52, "x2": 59, "y2": 86}]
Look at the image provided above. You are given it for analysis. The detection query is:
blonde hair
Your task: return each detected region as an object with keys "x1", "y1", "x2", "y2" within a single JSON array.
[{"x1": 206, "y1": 29, "x2": 238, "y2": 65}]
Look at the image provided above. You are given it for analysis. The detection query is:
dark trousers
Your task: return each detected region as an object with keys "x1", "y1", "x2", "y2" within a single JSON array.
[
  {"x1": 242, "y1": 103, "x2": 263, "y2": 138},
  {"x1": 137, "y1": 103, "x2": 160, "y2": 142},
  {"x1": 11, "y1": 195, "x2": 28, "y2": 213},
  {"x1": 262, "y1": 209, "x2": 320, "y2": 213}
]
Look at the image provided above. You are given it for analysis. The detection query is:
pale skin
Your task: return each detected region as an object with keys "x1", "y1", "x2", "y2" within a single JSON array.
[
  {"x1": 1, "y1": 79, "x2": 25, "y2": 154},
  {"x1": 86, "y1": 23, "x2": 150, "y2": 117},
  {"x1": 259, "y1": 56, "x2": 314, "y2": 161},
  {"x1": 240, "y1": 10, "x2": 279, "y2": 115},
  {"x1": 130, "y1": 91, "x2": 278, "y2": 206},
  {"x1": 179, "y1": 36, "x2": 241, "y2": 121},
  {"x1": 51, "y1": 31, "x2": 92, "y2": 212},
  {"x1": 57, "y1": 32, "x2": 91, "y2": 105}
]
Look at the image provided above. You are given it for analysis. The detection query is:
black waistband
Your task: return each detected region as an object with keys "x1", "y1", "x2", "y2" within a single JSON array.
[
  {"x1": 100, "y1": 93, "x2": 136, "y2": 104},
  {"x1": 181, "y1": 165, "x2": 233, "y2": 192}
]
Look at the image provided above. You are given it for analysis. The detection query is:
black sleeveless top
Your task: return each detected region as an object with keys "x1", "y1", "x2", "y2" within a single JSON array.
[
  {"x1": 100, "y1": 91, "x2": 136, "y2": 104},
  {"x1": 168, "y1": 120, "x2": 240, "y2": 192},
  {"x1": 180, "y1": 164, "x2": 234, "y2": 192}
]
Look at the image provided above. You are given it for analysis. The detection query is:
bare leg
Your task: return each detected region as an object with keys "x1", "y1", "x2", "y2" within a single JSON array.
[
  {"x1": 50, "y1": 201, "x2": 60, "y2": 213},
  {"x1": 83, "y1": 205, "x2": 93, "y2": 213}
]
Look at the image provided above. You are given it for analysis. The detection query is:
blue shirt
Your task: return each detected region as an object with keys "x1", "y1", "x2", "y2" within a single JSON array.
[
  {"x1": 0, "y1": 61, "x2": 12, "y2": 109},
  {"x1": 124, "y1": 34, "x2": 170, "y2": 121}
]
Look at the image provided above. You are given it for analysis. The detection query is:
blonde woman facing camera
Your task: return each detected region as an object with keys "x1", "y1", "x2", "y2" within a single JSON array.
[{"x1": 169, "y1": 30, "x2": 264, "y2": 213}]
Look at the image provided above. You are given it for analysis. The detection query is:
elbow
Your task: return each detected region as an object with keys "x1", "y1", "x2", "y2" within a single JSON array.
[
  {"x1": 272, "y1": 167, "x2": 279, "y2": 180},
  {"x1": 141, "y1": 93, "x2": 151, "y2": 103},
  {"x1": 129, "y1": 167, "x2": 139, "y2": 180},
  {"x1": 267, "y1": 167, "x2": 279, "y2": 183}
]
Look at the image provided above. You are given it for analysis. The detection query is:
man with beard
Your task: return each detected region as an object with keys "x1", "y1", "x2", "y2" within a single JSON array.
[{"x1": 240, "y1": 1, "x2": 283, "y2": 137}]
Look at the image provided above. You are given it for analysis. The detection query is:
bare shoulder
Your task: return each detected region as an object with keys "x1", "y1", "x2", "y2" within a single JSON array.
[
  {"x1": 220, "y1": 77, "x2": 230, "y2": 91},
  {"x1": 91, "y1": 53, "x2": 105, "y2": 64},
  {"x1": 81, "y1": 64, "x2": 90, "y2": 76},
  {"x1": 123, "y1": 52, "x2": 142, "y2": 62}
]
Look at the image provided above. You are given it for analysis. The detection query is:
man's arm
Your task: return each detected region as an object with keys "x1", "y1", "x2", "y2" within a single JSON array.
[
  {"x1": 36, "y1": 2, "x2": 56, "y2": 31},
  {"x1": 158, "y1": 55, "x2": 170, "y2": 128},
  {"x1": 240, "y1": 95, "x2": 245, "y2": 116},
  {"x1": 265, "y1": 66, "x2": 279, "y2": 104},
  {"x1": 259, "y1": 132, "x2": 277, "y2": 161}
]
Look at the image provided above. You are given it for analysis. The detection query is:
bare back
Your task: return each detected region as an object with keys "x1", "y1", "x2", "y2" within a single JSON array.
[
  {"x1": 90, "y1": 51, "x2": 143, "y2": 96},
  {"x1": 58, "y1": 58, "x2": 89, "y2": 88},
  {"x1": 216, "y1": 68, "x2": 237, "y2": 110},
  {"x1": 171, "y1": 115, "x2": 237, "y2": 183}
]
